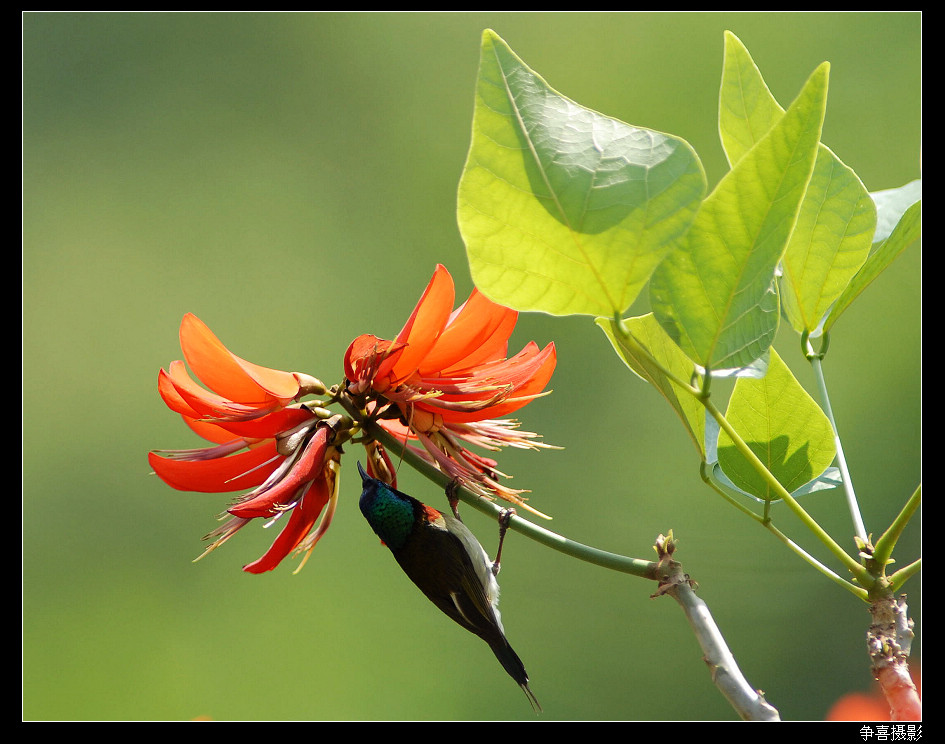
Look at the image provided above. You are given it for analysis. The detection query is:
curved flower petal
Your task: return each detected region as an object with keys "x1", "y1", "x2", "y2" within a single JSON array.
[
  {"x1": 228, "y1": 426, "x2": 329, "y2": 519},
  {"x1": 389, "y1": 264, "x2": 454, "y2": 384},
  {"x1": 182, "y1": 416, "x2": 242, "y2": 445},
  {"x1": 161, "y1": 361, "x2": 271, "y2": 421},
  {"x1": 179, "y1": 313, "x2": 301, "y2": 405},
  {"x1": 203, "y1": 407, "x2": 316, "y2": 442},
  {"x1": 418, "y1": 288, "x2": 518, "y2": 377},
  {"x1": 414, "y1": 342, "x2": 557, "y2": 424},
  {"x1": 242, "y1": 476, "x2": 331, "y2": 574},
  {"x1": 158, "y1": 365, "x2": 201, "y2": 419},
  {"x1": 154, "y1": 313, "x2": 347, "y2": 574},
  {"x1": 344, "y1": 335, "x2": 407, "y2": 393},
  {"x1": 149, "y1": 442, "x2": 282, "y2": 493}
]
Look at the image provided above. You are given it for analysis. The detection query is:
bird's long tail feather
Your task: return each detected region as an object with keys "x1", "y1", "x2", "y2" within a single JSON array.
[{"x1": 491, "y1": 640, "x2": 541, "y2": 713}]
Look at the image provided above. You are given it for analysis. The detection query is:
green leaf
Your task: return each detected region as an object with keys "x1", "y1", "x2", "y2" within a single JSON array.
[
  {"x1": 705, "y1": 457, "x2": 842, "y2": 505},
  {"x1": 822, "y1": 181, "x2": 921, "y2": 335},
  {"x1": 718, "y1": 31, "x2": 783, "y2": 167},
  {"x1": 650, "y1": 61, "x2": 829, "y2": 373},
  {"x1": 458, "y1": 30, "x2": 706, "y2": 317},
  {"x1": 716, "y1": 348, "x2": 837, "y2": 501},
  {"x1": 597, "y1": 314, "x2": 705, "y2": 457},
  {"x1": 779, "y1": 147, "x2": 876, "y2": 335},
  {"x1": 719, "y1": 32, "x2": 876, "y2": 337}
]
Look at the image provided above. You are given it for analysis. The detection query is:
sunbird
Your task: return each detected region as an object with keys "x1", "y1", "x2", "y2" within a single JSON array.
[{"x1": 358, "y1": 462, "x2": 540, "y2": 712}]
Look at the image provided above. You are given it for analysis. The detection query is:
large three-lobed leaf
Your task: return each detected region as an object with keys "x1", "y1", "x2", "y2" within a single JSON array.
[{"x1": 458, "y1": 30, "x2": 706, "y2": 317}]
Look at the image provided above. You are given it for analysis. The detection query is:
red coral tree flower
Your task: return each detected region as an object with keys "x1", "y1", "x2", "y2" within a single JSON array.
[
  {"x1": 151, "y1": 266, "x2": 556, "y2": 573},
  {"x1": 344, "y1": 264, "x2": 556, "y2": 515},
  {"x1": 150, "y1": 313, "x2": 338, "y2": 574}
]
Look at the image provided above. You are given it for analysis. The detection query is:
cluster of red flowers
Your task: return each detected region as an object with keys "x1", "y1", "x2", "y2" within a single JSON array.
[
  {"x1": 148, "y1": 313, "x2": 338, "y2": 573},
  {"x1": 344, "y1": 264, "x2": 556, "y2": 510},
  {"x1": 150, "y1": 265, "x2": 555, "y2": 573}
]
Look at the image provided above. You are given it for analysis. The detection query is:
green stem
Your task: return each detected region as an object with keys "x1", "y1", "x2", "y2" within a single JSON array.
[
  {"x1": 874, "y1": 484, "x2": 921, "y2": 576},
  {"x1": 703, "y1": 396, "x2": 874, "y2": 589},
  {"x1": 700, "y1": 464, "x2": 867, "y2": 600},
  {"x1": 363, "y1": 420, "x2": 659, "y2": 580},
  {"x1": 613, "y1": 319, "x2": 874, "y2": 590},
  {"x1": 612, "y1": 313, "x2": 702, "y2": 396},
  {"x1": 699, "y1": 461, "x2": 766, "y2": 521},
  {"x1": 809, "y1": 352, "x2": 868, "y2": 543},
  {"x1": 888, "y1": 558, "x2": 921, "y2": 593}
]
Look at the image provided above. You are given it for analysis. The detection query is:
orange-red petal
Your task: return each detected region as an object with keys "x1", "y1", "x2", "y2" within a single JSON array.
[
  {"x1": 162, "y1": 360, "x2": 269, "y2": 420},
  {"x1": 179, "y1": 313, "x2": 300, "y2": 405},
  {"x1": 149, "y1": 441, "x2": 281, "y2": 493},
  {"x1": 158, "y1": 365, "x2": 202, "y2": 419},
  {"x1": 175, "y1": 405, "x2": 314, "y2": 452},
  {"x1": 206, "y1": 407, "x2": 316, "y2": 441},
  {"x1": 344, "y1": 335, "x2": 407, "y2": 391},
  {"x1": 182, "y1": 416, "x2": 243, "y2": 445},
  {"x1": 242, "y1": 476, "x2": 331, "y2": 574},
  {"x1": 389, "y1": 264, "x2": 454, "y2": 384},
  {"x1": 418, "y1": 288, "x2": 518, "y2": 377},
  {"x1": 228, "y1": 427, "x2": 328, "y2": 519},
  {"x1": 419, "y1": 342, "x2": 557, "y2": 423}
]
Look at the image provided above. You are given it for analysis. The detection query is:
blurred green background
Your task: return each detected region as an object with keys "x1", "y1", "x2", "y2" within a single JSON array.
[{"x1": 23, "y1": 12, "x2": 920, "y2": 721}]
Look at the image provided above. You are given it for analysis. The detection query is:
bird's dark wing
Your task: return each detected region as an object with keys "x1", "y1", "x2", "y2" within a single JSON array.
[{"x1": 395, "y1": 513, "x2": 505, "y2": 646}]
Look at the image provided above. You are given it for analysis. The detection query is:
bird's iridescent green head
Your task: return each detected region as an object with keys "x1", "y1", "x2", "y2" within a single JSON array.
[{"x1": 358, "y1": 462, "x2": 415, "y2": 550}]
